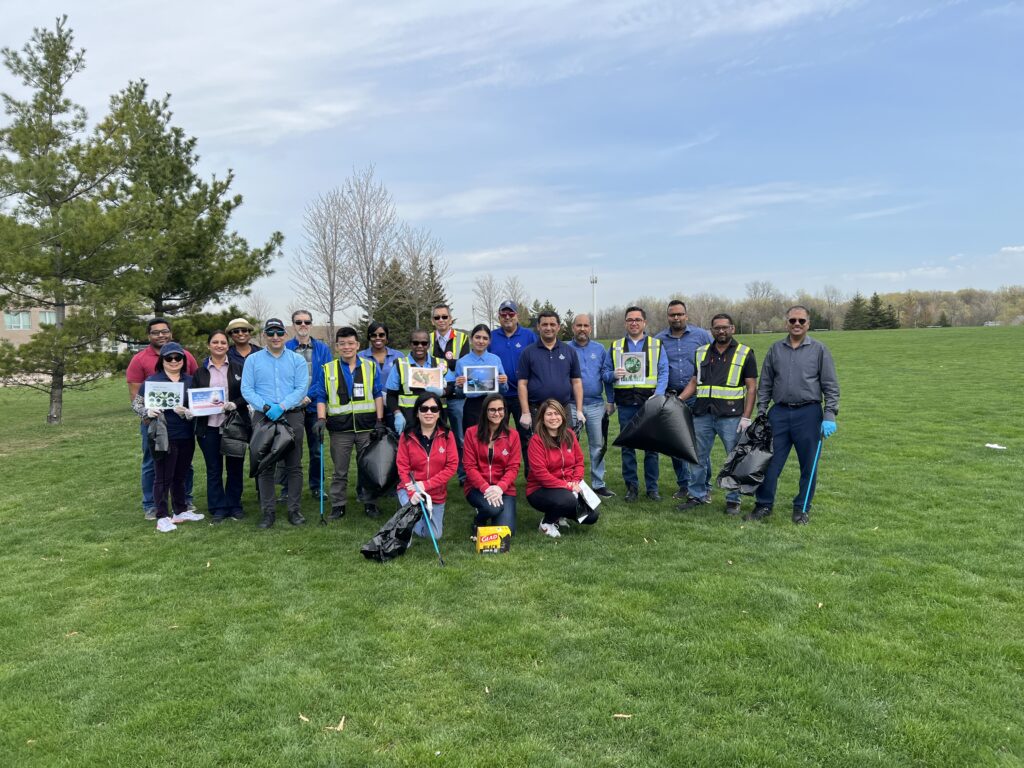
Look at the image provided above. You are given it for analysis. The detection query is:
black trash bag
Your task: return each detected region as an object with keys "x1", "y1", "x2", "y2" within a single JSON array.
[
  {"x1": 249, "y1": 417, "x2": 296, "y2": 478},
  {"x1": 595, "y1": 411, "x2": 611, "y2": 464},
  {"x1": 612, "y1": 394, "x2": 699, "y2": 464},
  {"x1": 361, "y1": 503, "x2": 423, "y2": 562},
  {"x1": 359, "y1": 429, "x2": 399, "y2": 496},
  {"x1": 220, "y1": 410, "x2": 251, "y2": 458},
  {"x1": 717, "y1": 413, "x2": 774, "y2": 495}
]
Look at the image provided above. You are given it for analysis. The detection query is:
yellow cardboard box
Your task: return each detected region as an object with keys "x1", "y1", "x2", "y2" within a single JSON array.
[{"x1": 475, "y1": 525, "x2": 512, "y2": 554}]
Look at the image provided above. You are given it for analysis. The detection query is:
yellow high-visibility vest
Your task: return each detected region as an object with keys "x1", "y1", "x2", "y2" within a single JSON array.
[
  {"x1": 395, "y1": 356, "x2": 438, "y2": 409},
  {"x1": 430, "y1": 329, "x2": 468, "y2": 372},
  {"x1": 324, "y1": 357, "x2": 377, "y2": 431},
  {"x1": 694, "y1": 343, "x2": 751, "y2": 402},
  {"x1": 611, "y1": 336, "x2": 661, "y2": 389}
]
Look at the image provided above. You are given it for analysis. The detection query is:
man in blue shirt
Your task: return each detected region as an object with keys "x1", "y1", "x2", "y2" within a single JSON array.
[
  {"x1": 489, "y1": 300, "x2": 537, "y2": 468},
  {"x1": 612, "y1": 306, "x2": 669, "y2": 501},
  {"x1": 279, "y1": 309, "x2": 333, "y2": 500},
  {"x1": 517, "y1": 310, "x2": 583, "y2": 423},
  {"x1": 655, "y1": 300, "x2": 714, "y2": 500},
  {"x1": 568, "y1": 313, "x2": 617, "y2": 498},
  {"x1": 241, "y1": 317, "x2": 311, "y2": 528}
]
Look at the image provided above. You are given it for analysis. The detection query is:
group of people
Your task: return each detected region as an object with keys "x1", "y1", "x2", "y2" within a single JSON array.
[{"x1": 127, "y1": 300, "x2": 840, "y2": 537}]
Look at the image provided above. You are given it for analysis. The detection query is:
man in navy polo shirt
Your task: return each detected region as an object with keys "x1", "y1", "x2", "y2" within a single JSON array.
[
  {"x1": 517, "y1": 310, "x2": 583, "y2": 428},
  {"x1": 489, "y1": 300, "x2": 537, "y2": 466}
]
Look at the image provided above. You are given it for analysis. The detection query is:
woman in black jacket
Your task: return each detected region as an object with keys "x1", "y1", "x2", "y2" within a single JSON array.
[{"x1": 193, "y1": 330, "x2": 249, "y2": 523}]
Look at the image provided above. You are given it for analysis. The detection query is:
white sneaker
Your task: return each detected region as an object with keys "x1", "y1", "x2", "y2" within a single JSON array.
[
  {"x1": 185, "y1": 503, "x2": 198, "y2": 514},
  {"x1": 557, "y1": 517, "x2": 573, "y2": 529},
  {"x1": 156, "y1": 518, "x2": 177, "y2": 533},
  {"x1": 539, "y1": 522, "x2": 561, "y2": 538},
  {"x1": 171, "y1": 511, "x2": 205, "y2": 523}
]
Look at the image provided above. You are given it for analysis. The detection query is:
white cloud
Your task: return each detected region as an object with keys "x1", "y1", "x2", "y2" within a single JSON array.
[
  {"x1": 848, "y1": 203, "x2": 924, "y2": 221},
  {"x1": 399, "y1": 185, "x2": 599, "y2": 220}
]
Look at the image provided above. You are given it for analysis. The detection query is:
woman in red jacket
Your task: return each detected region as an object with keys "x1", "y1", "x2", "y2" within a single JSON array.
[
  {"x1": 397, "y1": 391, "x2": 459, "y2": 539},
  {"x1": 463, "y1": 393, "x2": 521, "y2": 534},
  {"x1": 526, "y1": 399, "x2": 599, "y2": 538}
]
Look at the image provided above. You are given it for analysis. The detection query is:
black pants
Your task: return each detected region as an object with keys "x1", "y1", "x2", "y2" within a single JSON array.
[
  {"x1": 153, "y1": 438, "x2": 195, "y2": 519},
  {"x1": 504, "y1": 395, "x2": 531, "y2": 475},
  {"x1": 527, "y1": 487, "x2": 578, "y2": 525},
  {"x1": 255, "y1": 411, "x2": 304, "y2": 517}
]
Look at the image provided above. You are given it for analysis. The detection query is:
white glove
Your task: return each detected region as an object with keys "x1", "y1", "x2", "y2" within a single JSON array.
[
  {"x1": 519, "y1": 412, "x2": 532, "y2": 429},
  {"x1": 146, "y1": 408, "x2": 160, "y2": 419},
  {"x1": 222, "y1": 401, "x2": 237, "y2": 412},
  {"x1": 172, "y1": 405, "x2": 193, "y2": 420},
  {"x1": 737, "y1": 417, "x2": 752, "y2": 433},
  {"x1": 576, "y1": 412, "x2": 586, "y2": 427},
  {"x1": 484, "y1": 485, "x2": 503, "y2": 507}
]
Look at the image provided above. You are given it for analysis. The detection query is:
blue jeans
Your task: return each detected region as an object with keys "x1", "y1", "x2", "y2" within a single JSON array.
[
  {"x1": 277, "y1": 409, "x2": 322, "y2": 494},
  {"x1": 466, "y1": 488, "x2": 517, "y2": 535},
  {"x1": 447, "y1": 398, "x2": 467, "y2": 482},
  {"x1": 690, "y1": 413, "x2": 741, "y2": 503},
  {"x1": 197, "y1": 428, "x2": 245, "y2": 517},
  {"x1": 755, "y1": 404, "x2": 823, "y2": 511},
  {"x1": 398, "y1": 488, "x2": 446, "y2": 539},
  {"x1": 570, "y1": 402, "x2": 609, "y2": 490},
  {"x1": 617, "y1": 403, "x2": 659, "y2": 493},
  {"x1": 140, "y1": 421, "x2": 193, "y2": 512}
]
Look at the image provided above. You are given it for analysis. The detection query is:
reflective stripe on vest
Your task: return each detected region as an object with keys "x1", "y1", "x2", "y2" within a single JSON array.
[
  {"x1": 611, "y1": 336, "x2": 660, "y2": 389},
  {"x1": 325, "y1": 358, "x2": 377, "y2": 416},
  {"x1": 430, "y1": 329, "x2": 467, "y2": 370},
  {"x1": 694, "y1": 343, "x2": 751, "y2": 400}
]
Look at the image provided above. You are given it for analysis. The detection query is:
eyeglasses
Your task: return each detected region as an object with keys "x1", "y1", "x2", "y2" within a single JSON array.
[
  {"x1": 149, "y1": 329, "x2": 171, "y2": 336},
  {"x1": 229, "y1": 328, "x2": 251, "y2": 335},
  {"x1": 433, "y1": 314, "x2": 449, "y2": 320},
  {"x1": 410, "y1": 340, "x2": 430, "y2": 346},
  {"x1": 668, "y1": 313, "x2": 686, "y2": 318},
  {"x1": 787, "y1": 318, "x2": 808, "y2": 325},
  {"x1": 418, "y1": 405, "x2": 441, "y2": 413},
  {"x1": 625, "y1": 318, "x2": 644, "y2": 324},
  {"x1": 265, "y1": 330, "x2": 286, "y2": 337},
  {"x1": 163, "y1": 354, "x2": 184, "y2": 363},
  {"x1": 498, "y1": 311, "x2": 516, "y2": 318},
  {"x1": 370, "y1": 332, "x2": 387, "y2": 338},
  {"x1": 294, "y1": 320, "x2": 312, "y2": 326},
  {"x1": 486, "y1": 407, "x2": 506, "y2": 414},
  {"x1": 711, "y1": 326, "x2": 731, "y2": 332}
]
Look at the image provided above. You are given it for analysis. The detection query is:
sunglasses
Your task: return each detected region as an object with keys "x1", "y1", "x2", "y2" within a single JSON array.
[
  {"x1": 370, "y1": 332, "x2": 387, "y2": 338},
  {"x1": 163, "y1": 354, "x2": 184, "y2": 363},
  {"x1": 418, "y1": 405, "x2": 441, "y2": 413},
  {"x1": 432, "y1": 314, "x2": 449, "y2": 320},
  {"x1": 410, "y1": 340, "x2": 430, "y2": 346},
  {"x1": 265, "y1": 330, "x2": 286, "y2": 337},
  {"x1": 498, "y1": 311, "x2": 516, "y2": 318},
  {"x1": 787, "y1": 318, "x2": 808, "y2": 325},
  {"x1": 294, "y1": 320, "x2": 312, "y2": 326},
  {"x1": 229, "y1": 328, "x2": 251, "y2": 334}
]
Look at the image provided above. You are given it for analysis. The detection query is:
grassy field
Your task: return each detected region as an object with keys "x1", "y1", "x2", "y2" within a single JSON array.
[{"x1": 1, "y1": 326, "x2": 1022, "y2": 767}]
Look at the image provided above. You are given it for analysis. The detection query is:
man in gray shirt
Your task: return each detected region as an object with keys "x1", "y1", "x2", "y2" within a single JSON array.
[{"x1": 745, "y1": 305, "x2": 840, "y2": 524}]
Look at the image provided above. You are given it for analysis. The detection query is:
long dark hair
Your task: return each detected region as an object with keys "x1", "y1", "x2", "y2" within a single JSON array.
[
  {"x1": 475, "y1": 393, "x2": 510, "y2": 445},
  {"x1": 534, "y1": 399, "x2": 573, "y2": 450},
  {"x1": 406, "y1": 391, "x2": 449, "y2": 435}
]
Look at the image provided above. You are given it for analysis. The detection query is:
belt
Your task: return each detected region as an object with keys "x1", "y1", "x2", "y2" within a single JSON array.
[{"x1": 776, "y1": 401, "x2": 817, "y2": 408}]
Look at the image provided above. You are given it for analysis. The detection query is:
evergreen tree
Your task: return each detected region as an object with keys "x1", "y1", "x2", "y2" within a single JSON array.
[
  {"x1": 422, "y1": 257, "x2": 449, "y2": 328},
  {"x1": 560, "y1": 308, "x2": 576, "y2": 341},
  {"x1": 365, "y1": 257, "x2": 416, "y2": 343},
  {"x1": 884, "y1": 303, "x2": 900, "y2": 329},
  {"x1": 938, "y1": 310, "x2": 951, "y2": 327},
  {"x1": 0, "y1": 18, "x2": 144, "y2": 423},
  {"x1": 843, "y1": 293, "x2": 870, "y2": 330},
  {"x1": 867, "y1": 292, "x2": 888, "y2": 329}
]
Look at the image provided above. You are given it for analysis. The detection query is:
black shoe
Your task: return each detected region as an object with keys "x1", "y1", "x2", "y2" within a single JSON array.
[
  {"x1": 288, "y1": 511, "x2": 306, "y2": 526},
  {"x1": 229, "y1": 509, "x2": 245, "y2": 520},
  {"x1": 743, "y1": 505, "x2": 772, "y2": 522},
  {"x1": 364, "y1": 503, "x2": 381, "y2": 519},
  {"x1": 671, "y1": 487, "x2": 689, "y2": 500},
  {"x1": 624, "y1": 486, "x2": 639, "y2": 503},
  {"x1": 792, "y1": 510, "x2": 809, "y2": 525},
  {"x1": 258, "y1": 511, "x2": 275, "y2": 529},
  {"x1": 310, "y1": 488, "x2": 321, "y2": 499},
  {"x1": 593, "y1": 486, "x2": 616, "y2": 499},
  {"x1": 725, "y1": 501, "x2": 742, "y2": 516},
  {"x1": 211, "y1": 514, "x2": 228, "y2": 525},
  {"x1": 676, "y1": 495, "x2": 708, "y2": 511},
  {"x1": 647, "y1": 490, "x2": 662, "y2": 502},
  {"x1": 327, "y1": 505, "x2": 345, "y2": 521}
]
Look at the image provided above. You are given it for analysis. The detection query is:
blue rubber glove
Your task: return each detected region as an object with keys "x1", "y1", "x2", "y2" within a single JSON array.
[
  {"x1": 265, "y1": 403, "x2": 285, "y2": 421},
  {"x1": 821, "y1": 420, "x2": 837, "y2": 439},
  {"x1": 394, "y1": 410, "x2": 406, "y2": 434}
]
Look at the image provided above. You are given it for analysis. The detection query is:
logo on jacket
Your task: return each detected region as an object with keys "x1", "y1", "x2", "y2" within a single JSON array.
[
  {"x1": 502, "y1": 449, "x2": 509, "y2": 456},
  {"x1": 515, "y1": 343, "x2": 521, "y2": 348},
  {"x1": 439, "y1": 445, "x2": 446, "y2": 453},
  {"x1": 558, "y1": 354, "x2": 565, "y2": 360}
]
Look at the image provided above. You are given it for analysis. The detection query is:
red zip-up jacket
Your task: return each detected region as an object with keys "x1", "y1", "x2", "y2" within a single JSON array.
[
  {"x1": 463, "y1": 425, "x2": 521, "y2": 497},
  {"x1": 396, "y1": 428, "x2": 459, "y2": 504},
  {"x1": 525, "y1": 432, "x2": 584, "y2": 496}
]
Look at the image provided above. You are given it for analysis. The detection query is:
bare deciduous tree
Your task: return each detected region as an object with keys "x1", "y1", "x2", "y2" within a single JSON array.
[
  {"x1": 744, "y1": 280, "x2": 784, "y2": 332},
  {"x1": 472, "y1": 274, "x2": 500, "y2": 326},
  {"x1": 398, "y1": 222, "x2": 447, "y2": 329},
  {"x1": 338, "y1": 165, "x2": 397, "y2": 321},
  {"x1": 290, "y1": 188, "x2": 350, "y2": 340},
  {"x1": 244, "y1": 289, "x2": 273, "y2": 344},
  {"x1": 501, "y1": 276, "x2": 530, "y2": 320}
]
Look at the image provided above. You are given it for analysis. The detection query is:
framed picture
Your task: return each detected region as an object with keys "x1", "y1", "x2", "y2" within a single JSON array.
[
  {"x1": 619, "y1": 352, "x2": 646, "y2": 384},
  {"x1": 144, "y1": 381, "x2": 185, "y2": 410},
  {"x1": 188, "y1": 386, "x2": 227, "y2": 416},
  {"x1": 464, "y1": 365, "x2": 499, "y2": 395},
  {"x1": 408, "y1": 366, "x2": 443, "y2": 391}
]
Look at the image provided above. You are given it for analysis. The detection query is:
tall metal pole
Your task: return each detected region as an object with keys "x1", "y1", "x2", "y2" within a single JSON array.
[{"x1": 590, "y1": 272, "x2": 598, "y2": 336}]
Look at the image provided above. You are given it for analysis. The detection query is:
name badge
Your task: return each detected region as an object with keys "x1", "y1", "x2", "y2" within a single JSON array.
[{"x1": 353, "y1": 384, "x2": 365, "y2": 399}]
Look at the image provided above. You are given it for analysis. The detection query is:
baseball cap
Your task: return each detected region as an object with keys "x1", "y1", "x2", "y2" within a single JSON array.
[
  {"x1": 498, "y1": 300, "x2": 518, "y2": 313},
  {"x1": 264, "y1": 318, "x2": 286, "y2": 333},
  {"x1": 159, "y1": 341, "x2": 185, "y2": 357}
]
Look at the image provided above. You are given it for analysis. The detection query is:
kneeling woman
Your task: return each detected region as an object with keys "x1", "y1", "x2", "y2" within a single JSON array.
[
  {"x1": 526, "y1": 399, "x2": 597, "y2": 538},
  {"x1": 397, "y1": 392, "x2": 459, "y2": 539},
  {"x1": 463, "y1": 393, "x2": 521, "y2": 534}
]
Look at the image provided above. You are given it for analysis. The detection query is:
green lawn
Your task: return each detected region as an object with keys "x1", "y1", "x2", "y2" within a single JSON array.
[{"x1": 1, "y1": 327, "x2": 1022, "y2": 767}]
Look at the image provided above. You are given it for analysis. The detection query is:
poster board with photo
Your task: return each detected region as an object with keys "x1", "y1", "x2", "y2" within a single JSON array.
[
  {"x1": 619, "y1": 352, "x2": 647, "y2": 385},
  {"x1": 408, "y1": 366, "x2": 443, "y2": 391},
  {"x1": 463, "y1": 365, "x2": 499, "y2": 394},
  {"x1": 188, "y1": 387, "x2": 227, "y2": 416},
  {"x1": 144, "y1": 381, "x2": 185, "y2": 410}
]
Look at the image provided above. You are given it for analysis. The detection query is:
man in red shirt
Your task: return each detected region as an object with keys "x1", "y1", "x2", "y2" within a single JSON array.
[{"x1": 126, "y1": 318, "x2": 199, "y2": 520}]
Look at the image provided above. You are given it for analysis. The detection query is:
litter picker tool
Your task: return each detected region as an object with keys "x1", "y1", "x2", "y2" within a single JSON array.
[
  {"x1": 410, "y1": 472, "x2": 445, "y2": 567},
  {"x1": 800, "y1": 438, "x2": 823, "y2": 516}
]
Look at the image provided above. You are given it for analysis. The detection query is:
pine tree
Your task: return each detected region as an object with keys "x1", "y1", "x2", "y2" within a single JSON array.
[
  {"x1": 843, "y1": 293, "x2": 870, "y2": 330},
  {"x1": 422, "y1": 257, "x2": 449, "y2": 328},
  {"x1": 867, "y1": 292, "x2": 888, "y2": 329}
]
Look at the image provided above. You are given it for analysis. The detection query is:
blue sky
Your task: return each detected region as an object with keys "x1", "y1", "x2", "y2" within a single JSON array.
[{"x1": 2, "y1": 1, "x2": 1021, "y2": 325}]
